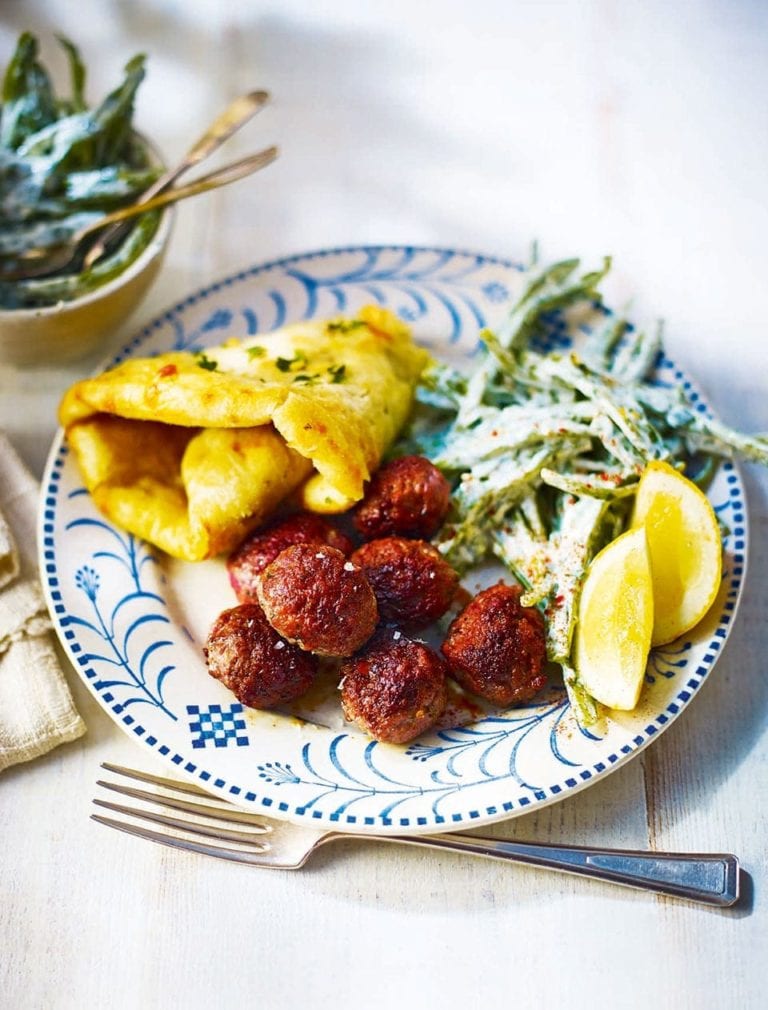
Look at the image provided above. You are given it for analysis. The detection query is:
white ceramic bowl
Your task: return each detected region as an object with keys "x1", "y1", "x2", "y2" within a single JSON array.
[{"x1": 0, "y1": 206, "x2": 174, "y2": 367}]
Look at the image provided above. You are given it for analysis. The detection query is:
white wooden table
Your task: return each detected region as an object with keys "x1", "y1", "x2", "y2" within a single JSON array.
[{"x1": 2, "y1": 2, "x2": 767, "y2": 1007}]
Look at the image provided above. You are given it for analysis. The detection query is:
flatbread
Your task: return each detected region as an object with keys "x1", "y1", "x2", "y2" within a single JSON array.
[{"x1": 59, "y1": 306, "x2": 429, "y2": 560}]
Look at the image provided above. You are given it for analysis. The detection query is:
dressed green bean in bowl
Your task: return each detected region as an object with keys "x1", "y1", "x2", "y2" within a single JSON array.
[{"x1": 0, "y1": 33, "x2": 172, "y2": 365}]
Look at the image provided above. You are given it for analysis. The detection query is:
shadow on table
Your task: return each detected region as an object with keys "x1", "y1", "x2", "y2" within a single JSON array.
[{"x1": 642, "y1": 464, "x2": 768, "y2": 807}]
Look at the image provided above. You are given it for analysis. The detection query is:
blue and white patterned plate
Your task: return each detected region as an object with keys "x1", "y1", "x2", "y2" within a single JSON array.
[{"x1": 39, "y1": 246, "x2": 747, "y2": 835}]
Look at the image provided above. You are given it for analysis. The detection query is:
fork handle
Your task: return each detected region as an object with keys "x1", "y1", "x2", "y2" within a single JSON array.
[{"x1": 383, "y1": 834, "x2": 740, "y2": 906}]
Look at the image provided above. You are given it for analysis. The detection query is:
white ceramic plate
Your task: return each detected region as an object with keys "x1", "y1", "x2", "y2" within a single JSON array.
[{"x1": 40, "y1": 246, "x2": 747, "y2": 834}]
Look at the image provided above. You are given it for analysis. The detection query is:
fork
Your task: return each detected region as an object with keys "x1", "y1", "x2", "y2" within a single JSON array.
[{"x1": 92, "y1": 763, "x2": 740, "y2": 906}]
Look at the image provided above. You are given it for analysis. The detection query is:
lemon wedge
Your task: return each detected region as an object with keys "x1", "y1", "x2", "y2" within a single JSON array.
[
  {"x1": 574, "y1": 526, "x2": 654, "y2": 710},
  {"x1": 630, "y1": 460, "x2": 722, "y2": 647}
]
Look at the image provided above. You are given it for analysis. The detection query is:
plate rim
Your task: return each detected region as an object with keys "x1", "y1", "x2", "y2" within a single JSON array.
[{"x1": 38, "y1": 242, "x2": 750, "y2": 835}]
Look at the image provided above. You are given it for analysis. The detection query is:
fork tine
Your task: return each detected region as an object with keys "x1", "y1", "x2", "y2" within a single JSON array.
[
  {"x1": 90, "y1": 814, "x2": 288, "y2": 867},
  {"x1": 95, "y1": 779, "x2": 271, "y2": 829},
  {"x1": 94, "y1": 763, "x2": 333, "y2": 869},
  {"x1": 100, "y1": 761, "x2": 215, "y2": 797},
  {"x1": 92, "y1": 798, "x2": 270, "y2": 848}
]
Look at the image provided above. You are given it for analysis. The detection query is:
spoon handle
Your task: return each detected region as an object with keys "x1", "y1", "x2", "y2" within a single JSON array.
[
  {"x1": 86, "y1": 90, "x2": 270, "y2": 266},
  {"x1": 141, "y1": 90, "x2": 270, "y2": 199},
  {"x1": 78, "y1": 146, "x2": 278, "y2": 241}
]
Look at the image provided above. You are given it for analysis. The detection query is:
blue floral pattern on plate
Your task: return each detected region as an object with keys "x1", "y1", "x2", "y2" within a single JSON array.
[{"x1": 39, "y1": 246, "x2": 748, "y2": 834}]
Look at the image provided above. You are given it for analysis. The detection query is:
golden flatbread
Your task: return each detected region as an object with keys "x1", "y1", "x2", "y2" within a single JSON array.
[{"x1": 59, "y1": 306, "x2": 429, "y2": 560}]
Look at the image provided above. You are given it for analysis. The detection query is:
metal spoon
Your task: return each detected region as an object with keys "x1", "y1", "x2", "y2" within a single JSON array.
[{"x1": 0, "y1": 145, "x2": 279, "y2": 282}]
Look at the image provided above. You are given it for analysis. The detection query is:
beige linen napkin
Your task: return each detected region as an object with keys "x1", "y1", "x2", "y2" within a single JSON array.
[{"x1": 0, "y1": 432, "x2": 85, "y2": 772}]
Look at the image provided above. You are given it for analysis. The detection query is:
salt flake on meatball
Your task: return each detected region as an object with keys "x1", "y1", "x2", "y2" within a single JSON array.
[{"x1": 257, "y1": 543, "x2": 378, "y2": 657}]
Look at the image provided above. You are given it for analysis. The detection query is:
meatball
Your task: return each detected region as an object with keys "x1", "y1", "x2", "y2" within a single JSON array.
[
  {"x1": 227, "y1": 513, "x2": 353, "y2": 603},
  {"x1": 340, "y1": 630, "x2": 448, "y2": 743},
  {"x1": 257, "y1": 543, "x2": 378, "y2": 656},
  {"x1": 441, "y1": 582, "x2": 547, "y2": 706},
  {"x1": 204, "y1": 603, "x2": 317, "y2": 709},
  {"x1": 353, "y1": 455, "x2": 451, "y2": 540},
  {"x1": 350, "y1": 536, "x2": 458, "y2": 628}
]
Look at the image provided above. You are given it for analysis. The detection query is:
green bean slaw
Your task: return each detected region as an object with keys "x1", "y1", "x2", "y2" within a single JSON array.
[
  {"x1": 400, "y1": 253, "x2": 768, "y2": 727},
  {"x1": 0, "y1": 33, "x2": 161, "y2": 309}
]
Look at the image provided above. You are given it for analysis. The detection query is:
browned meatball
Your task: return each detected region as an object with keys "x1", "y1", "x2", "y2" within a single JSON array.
[
  {"x1": 353, "y1": 455, "x2": 451, "y2": 540},
  {"x1": 257, "y1": 543, "x2": 378, "y2": 656},
  {"x1": 350, "y1": 536, "x2": 458, "y2": 628},
  {"x1": 441, "y1": 582, "x2": 547, "y2": 706},
  {"x1": 204, "y1": 603, "x2": 317, "y2": 709},
  {"x1": 227, "y1": 513, "x2": 353, "y2": 603},
  {"x1": 340, "y1": 630, "x2": 448, "y2": 743}
]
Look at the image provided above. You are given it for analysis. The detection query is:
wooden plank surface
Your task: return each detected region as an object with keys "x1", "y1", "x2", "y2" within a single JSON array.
[{"x1": 1, "y1": 2, "x2": 766, "y2": 1007}]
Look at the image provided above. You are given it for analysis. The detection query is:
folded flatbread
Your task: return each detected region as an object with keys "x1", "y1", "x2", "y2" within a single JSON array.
[{"x1": 59, "y1": 306, "x2": 429, "y2": 560}]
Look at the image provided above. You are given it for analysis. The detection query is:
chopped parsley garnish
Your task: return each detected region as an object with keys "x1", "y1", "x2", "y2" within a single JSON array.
[
  {"x1": 275, "y1": 350, "x2": 308, "y2": 372},
  {"x1": 246, "y1": 345, "x2": 266, "y2": 359},
  {"x1": 328, "y1": 364, "x2": 346, "y2": 383},
  {"x1": 195, "y1": 352, "x2": 218, "y2": 372},
  {"x1": 326, "y1": 318, "x2": 365, "y2": 334}
]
